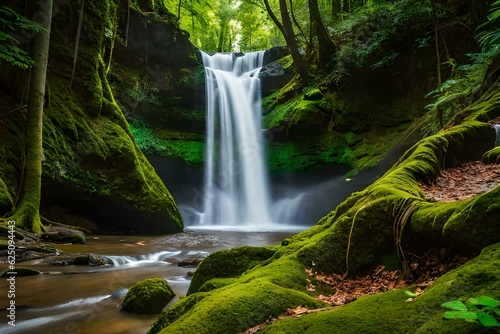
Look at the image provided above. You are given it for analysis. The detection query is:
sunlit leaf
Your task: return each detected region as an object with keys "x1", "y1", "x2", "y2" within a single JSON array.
[
  {"x1": 443, "y1": 311, "x2": 477, "y2": 320},
  {"x1": 405, "y1": 290, "x2": 417, "y2": 298},
  {"x1": 476, "y1": 311, "x2": 500, "y2": 327},
  {"x1": 468, "y1": 296, "x2": 500, "y2": 309},
  {"x1": 441, "y1": 301, "x2": 468, "y2": 311}
]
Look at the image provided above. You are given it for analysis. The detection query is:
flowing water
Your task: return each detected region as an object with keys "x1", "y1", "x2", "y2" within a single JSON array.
[
  {"x1": 0, "y1": 231, "x2": 294, "y2": 334},
  {"x1": 495, "y1": 124, "x2": 500, "y2": 146},
  {"x1": 200, "y1": 51, "x2": 274, "y2": 228}
]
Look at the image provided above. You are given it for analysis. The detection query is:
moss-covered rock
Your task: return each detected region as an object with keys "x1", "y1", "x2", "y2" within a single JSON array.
[
  {"x1": 41, "y1": 226, "x2": 85, "y2": 244},
  {"x1": 187, "y1": 246, "x2": 277, "y2": 295},
  {"x1": 149, "y1": 279, "x2": 324, "y2": 334},
  {"x1": 122, "y1": 278, "x2": 176, "y2": 314}
]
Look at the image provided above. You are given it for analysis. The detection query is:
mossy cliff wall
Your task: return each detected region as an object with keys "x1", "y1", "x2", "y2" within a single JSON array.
[{"x1": 0, "y1": 0, "x2": 188, "y2": 234}]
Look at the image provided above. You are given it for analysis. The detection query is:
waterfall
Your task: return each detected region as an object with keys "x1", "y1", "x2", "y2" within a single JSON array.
[
  {"x1": 494, "y1": 124, "x2": 500, "y2": 146},
  {"x1": 200, "y1": 51, "x2": 273, "y2": 227}
]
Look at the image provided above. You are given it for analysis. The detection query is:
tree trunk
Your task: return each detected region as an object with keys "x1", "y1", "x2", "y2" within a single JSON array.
[
  {"x1": 279, "y1": 0, "x2": 310, "y2": 85},
  {"x1": 309, "y1": 0, "x2": 336, "y2": 69},
  {"x1": 14, "y1": 0, "x2": 53, "y2": 233}
]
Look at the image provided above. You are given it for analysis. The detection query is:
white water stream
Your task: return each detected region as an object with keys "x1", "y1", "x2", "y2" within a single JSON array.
[
  {"x1": 494, "y1": 124, "x2": 500, "y2": 146},
  {"x1": 199, "y1": 51, "x2": 274, "y2": 228}
]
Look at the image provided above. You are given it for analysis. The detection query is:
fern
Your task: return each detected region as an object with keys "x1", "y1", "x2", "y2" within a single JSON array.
[
  {"x1": 477, "y1": 1, "x2": 500, "y2": 51},
  {"x1": 0, "y1": 5, "x2": 43, "y2": 69}
]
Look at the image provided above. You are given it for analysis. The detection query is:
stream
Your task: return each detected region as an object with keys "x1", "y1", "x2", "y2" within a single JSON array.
[{"x1": 0, "y1": 230, "x2": 299, "y2": 334}]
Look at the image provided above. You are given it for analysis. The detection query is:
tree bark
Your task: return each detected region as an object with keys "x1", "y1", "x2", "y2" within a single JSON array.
[
  {"x1": 279, "y1": 0, "x2": 310, "y2": 85},
  {"x1": 309, "y1": 0, "x2": 336, "y2": 69},
  {"x1": 15, "y1": 0, "x2": 53, "y2": 233}
]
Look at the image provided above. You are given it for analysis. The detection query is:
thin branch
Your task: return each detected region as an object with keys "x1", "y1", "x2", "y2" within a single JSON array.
[
  {"x1": 69, "y1": 0, "x2": 85, "y2": 88},
  {"x1": 0, "y1": 105, "x2": 28, "y2": 119}
]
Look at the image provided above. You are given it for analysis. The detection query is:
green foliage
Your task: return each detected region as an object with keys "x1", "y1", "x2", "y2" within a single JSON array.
[
  {"x1": 0, "y1": 5, "x2": 43, "y2": 69},
  {"x1": 129, "y1": 120, "x2": 204, "y2": 165},
  {"x1": 423, "y1": 53, "x2": 490, "y2": 134},
  {"x1": 126, "y1": 82, "x2": 163, "y2": 112},
  {"x1": 163, "y1": 0, "x2": 277, "y2": 52},
  {"x1": 477, "y1": 1, "x2": 500, "y2": 53},
  {"x1": 329, "y1": 0, "x2": 433, "y2": 84},
  {"x1": 441, "y1": 296, "x2": 500, "y2": 329}
]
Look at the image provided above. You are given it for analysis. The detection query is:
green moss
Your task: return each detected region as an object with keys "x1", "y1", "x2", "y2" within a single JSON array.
[
  {"x1": 261, "y1": 243, "x2": 500, "y2": 334},
  {"x1": 122, "y1": 278, "x2": 176, "y2": 314},
  {"x1": 130, "y1": 121, "x2": 204, "y2": 166},
  {"x1": 188, "y1": 246, "x2": 276, "y2": 295},
  {"x1": 411, "y1": 187, "x2": 500, "y2": 249},
  {"x1": 150, "y1": 280, "x2": 324, "y2": 334},
  {"x1": 41, "y1": 60, "x2": 183, "y2": 229},
  {"x1": 482, "y1": 146, "x2": 500, "y2": 163}
]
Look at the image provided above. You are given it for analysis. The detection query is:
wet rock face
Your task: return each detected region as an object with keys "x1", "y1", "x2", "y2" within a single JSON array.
[
  {"x1": 261, "y1": 47, "x2": 294, "y2": 97},
  {"x1": 116, "y1": 10, "x2": 198, "y2": 69}
]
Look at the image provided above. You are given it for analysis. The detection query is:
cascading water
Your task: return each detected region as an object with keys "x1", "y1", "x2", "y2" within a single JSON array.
[
  {"x1": 494, "y1": 124, "x2": 500, "y2": 146},
  {"x1": 199, "y1": 51, "x2": 273, "y2": 227}
]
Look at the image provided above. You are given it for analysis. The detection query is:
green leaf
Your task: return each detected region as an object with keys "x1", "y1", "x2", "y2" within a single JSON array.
[
  {"x1": 477, "y1": 311, "x2": 500, "y2": 327},
  {"x1": 441, "y1": 301, "x2": 468, "y2": 311},
  {"x1": 443, "y1": 311, "x2": 478, "y2": 320},
  {"x1": 405, "y1": 291, "x2": 417, "y2": 298},
  {"x1": 468, "y1": 296, "x2": 500, "y2": 309}
]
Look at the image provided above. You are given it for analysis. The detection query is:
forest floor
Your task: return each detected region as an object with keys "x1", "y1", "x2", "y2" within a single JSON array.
[{"x1": 419, "y1": 161, "x2": 500, "y2": 202}]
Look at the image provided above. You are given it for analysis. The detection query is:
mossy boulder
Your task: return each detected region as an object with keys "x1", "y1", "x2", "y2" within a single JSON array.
[
  {"x1": 122, "y1": 278, "x2": 175, "y2": 314},
  {"x1": 41, "y1": 226, "x2": 85, "y2": 244},
  {"x1": 149, "y1": 279, "x2": 324, "y2": 334},
  {"x1": 187, "y1": 246, "x2": 276, "y2": 295}
]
